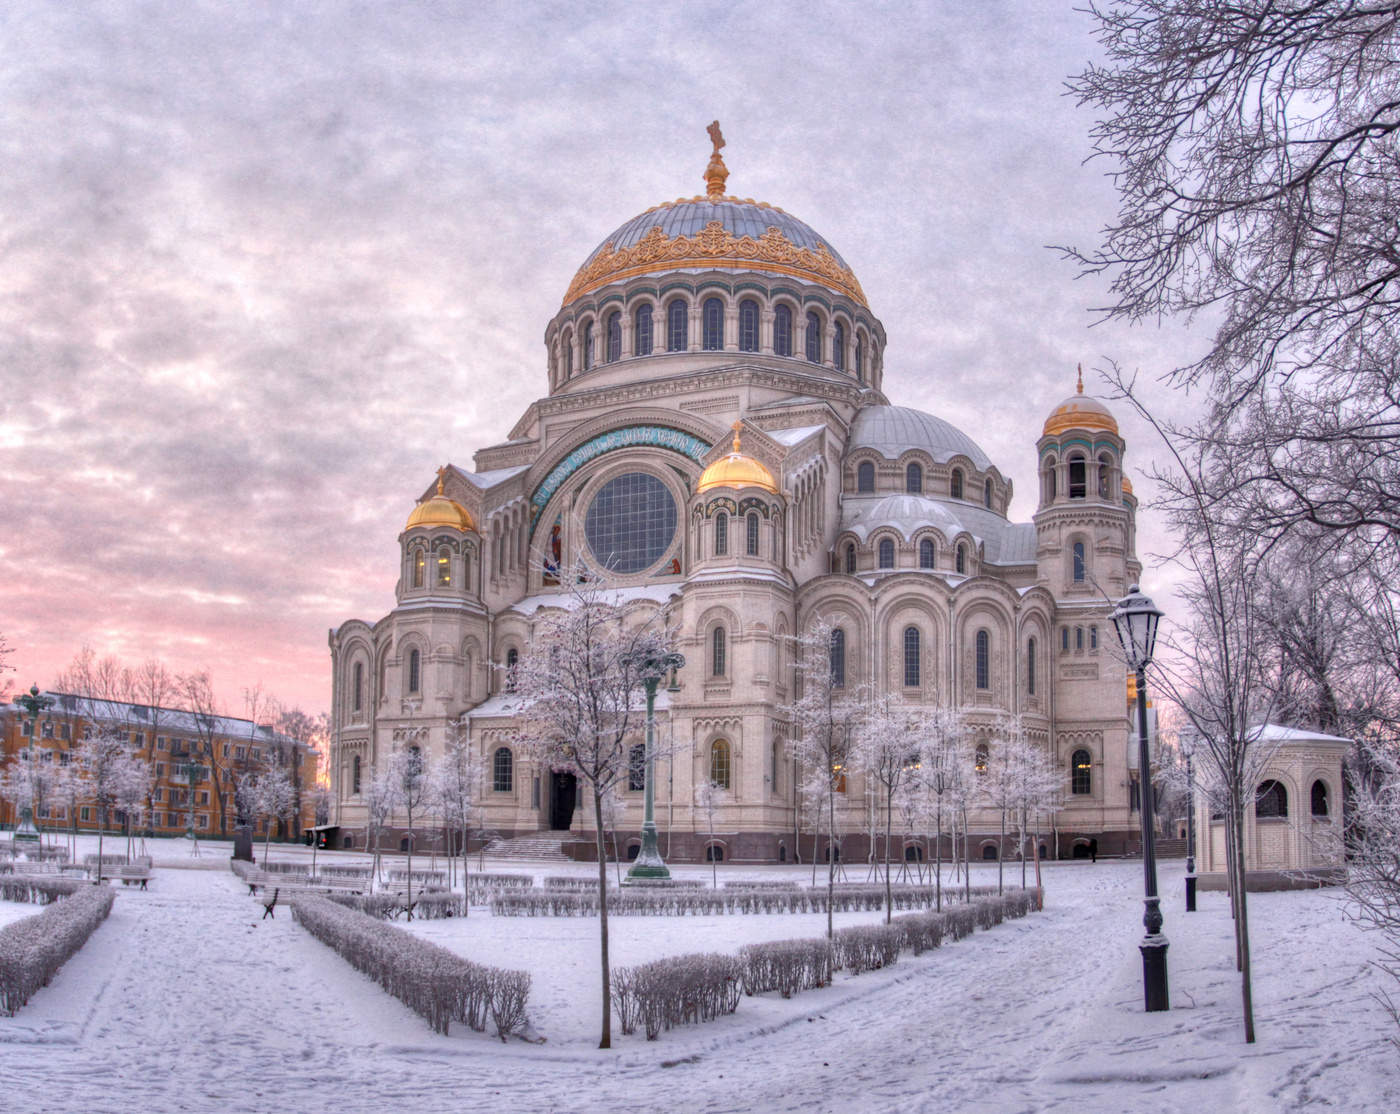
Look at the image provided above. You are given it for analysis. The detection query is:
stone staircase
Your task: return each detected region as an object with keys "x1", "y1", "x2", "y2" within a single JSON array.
[{"x1": 483, "y1": 834, "x2": 572, "y2": 863}]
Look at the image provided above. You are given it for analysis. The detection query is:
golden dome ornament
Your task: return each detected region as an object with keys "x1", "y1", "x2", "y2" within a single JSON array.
[
  {"x1": 404, "y1": 465, "x2": 476, "y2": 532},
  {"x1": 1042, "y1": 363, "x2": 1120, "y2": 438},
  {"x1": 696, "y1": 422, "x2": 779, "y2": 494}
]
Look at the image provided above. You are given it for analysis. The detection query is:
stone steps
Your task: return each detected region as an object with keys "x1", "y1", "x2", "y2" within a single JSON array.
[{"x1": 484, "y1": 834, "x2": 572, "y2": 863}]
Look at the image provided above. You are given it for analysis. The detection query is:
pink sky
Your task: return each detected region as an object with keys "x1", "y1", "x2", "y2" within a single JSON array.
[{"x1": 1, "y1": 3, "x2": 1204, "y2": 718}]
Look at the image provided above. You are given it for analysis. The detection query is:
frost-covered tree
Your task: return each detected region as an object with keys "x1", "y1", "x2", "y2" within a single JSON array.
[
  {"x1": 511, "y1": 578, "x2": 675, "y2": 1049},
  {"x1": 913, "y1": 707, "x2": 971, "y2": 911},
  {"x1": 693, "y1": 777, "x2": 727, "y2": 890},
  {"x1": 855, "y1": 697, "x2": 924, "y2": 923},
  {"x1": 1346, "y1": 734, "x2": 1400, "y2": 1044},
  {"x1": 387, "y1": 738, "x2": 430, "y2": 919},
  {"x1": 432, "y1": 721, "x2": 484, "y2": 907},
  {"x1": 0, "y1": 748, "x2": 58, "y2": 844},
  {"x1": 75, "y1": 727, "x2": 148, "y2": 879},
  {"x1": 362, "y1": 761, "x2": 402, "y2": 883},
  {"x1": 240, "y1": 767, "x2": 298, "y2": 867},
  {"x1": 115, "y1": 753, "x2": 152, "y2": 859},
  {"x1": 783, "y1": 619, "x2": 870, "y2": 940}
]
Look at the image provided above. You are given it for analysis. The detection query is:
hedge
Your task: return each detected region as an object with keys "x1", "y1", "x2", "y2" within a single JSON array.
[
  {"x1": 0, "y1": 876, "x2": 84, "y2": 905},
  {"x1": 291, "y1": 894, "x2": 531, "y2": 1039},
  {"x1": 492, "y1": 883, "x2": 1005, "y2": 918},
  {"x1": 0, "y1": 885, "x2": 115, "y2": 1015},
  {"x1": 611, "y1": 952, "x2": 743, "y2": 1039}
]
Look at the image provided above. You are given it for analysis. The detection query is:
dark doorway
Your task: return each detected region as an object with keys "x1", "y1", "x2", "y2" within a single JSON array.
[{"x1": 550, "y1": 771, "x2": 577, "y2": 831}]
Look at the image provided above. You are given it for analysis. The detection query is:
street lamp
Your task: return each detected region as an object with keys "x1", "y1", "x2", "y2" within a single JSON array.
[
  {"x1": 1181, "y1": 730, "x2": 1197, "y2": 913},
  {"x1": 11, "y1": 685, "x2": 53, "y2": 845},
  {"x1": 625, "y1": 647, "x2": 685, "y2": 882},
  {"x1": 1111, "y1": 584, "x2": 1169, "y2": 1013}
]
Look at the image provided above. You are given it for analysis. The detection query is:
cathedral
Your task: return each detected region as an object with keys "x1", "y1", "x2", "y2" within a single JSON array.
[{"x1": 327, "y1": 127, "x2": 1144, "y2": 863}]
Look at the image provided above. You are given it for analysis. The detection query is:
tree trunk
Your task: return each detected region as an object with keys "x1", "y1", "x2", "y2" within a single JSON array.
[
  {"x1": 998, "y1": 809, "x2": 1006, "y2": 895},
  {"x1": 827, "y1": 782, "x2": 836, "y2": 940},
  {"x1": 406, "y1": 802, "x2": 414, "y2": 922},
  {"x1": 593, "y1": 786, "x2": 612, "y2": 1050},
  {"x1": 1020, "y1": 805, "x2": 1028, "y2": 890},
  {"x1": 461, "y1": 822, "x2": 470, "y2": 918},
  {"x1": 884, "y1": 789, "x2": 893, "y2": 924},
  {"x1": 1231, "y1": 800, "x2": 1257, "y2": 1043},
  {"x1": 262, "y1": 819, "x2": 271, "y2": 867},
  {"x1": 96, "y1": 806, "x2": 106, "y2": 883},
  {"x1": 935, "y1": 795, "x2": 943, "y2": 912}
]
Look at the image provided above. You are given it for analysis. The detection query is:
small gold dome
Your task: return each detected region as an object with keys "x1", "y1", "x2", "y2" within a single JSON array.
[
  {"x1": 1122, "y1": 475, "x2": 1134, "y2": 495},
  {"x1": 405, "y1": 467, "x2": 476, "y2": 532},
  {"x1": 696, "y1": 424, "x2": 778, "y2": 495},
  {"x1": 1043, "y1": 365, "x2": 1120, "y2": 438}
]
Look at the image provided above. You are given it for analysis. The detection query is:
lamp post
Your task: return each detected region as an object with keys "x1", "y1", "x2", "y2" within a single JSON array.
[
  {"x1": 1111, "y1": 584, "x2": 1169, "y2": 1012},
  {"x1": 626, "y1": 647, "x2": 685, "y2": 882},
  {"x1": 1181, "y1": 731, "x2": 1197, "y2": 913},
  {"x1": 11, "y1": 685, "x2": 53, "y2": 845}
]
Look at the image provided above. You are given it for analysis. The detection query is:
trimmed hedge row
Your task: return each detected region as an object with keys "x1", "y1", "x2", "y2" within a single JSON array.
[
  {"x1": 492, "y1": 883, "x2": 1004, "y2": 917},
  {"x1": 291, "y1": 894, "x2": 530, "y2": 1039},
  {"x1": 738, "y1": 937, "x2": 834, "y2": 997},
  {"x1": 0, "y1": 885, "x2": 115, "y2": 1015},
  {"x1": 0, "y1": 876, "x2": 84, "y2": 905},
  {"x1": 611, "y1": 953, "x2": 743, "y2": 1039}
]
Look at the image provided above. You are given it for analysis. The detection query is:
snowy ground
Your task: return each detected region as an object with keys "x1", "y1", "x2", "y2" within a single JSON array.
[{"x1": 0, "y1": 836, "x2": 1397, "y2": 1112}]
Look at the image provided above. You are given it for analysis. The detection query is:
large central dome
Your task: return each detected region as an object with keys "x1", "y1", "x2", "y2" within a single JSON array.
[{"x1": 562, "y1": 128, "x2": 866, "y2": 308}]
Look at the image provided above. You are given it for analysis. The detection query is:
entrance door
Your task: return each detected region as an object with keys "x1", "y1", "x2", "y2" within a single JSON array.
[{"x1": 550, "y1": 771, "x2": 577, "y2": 831}]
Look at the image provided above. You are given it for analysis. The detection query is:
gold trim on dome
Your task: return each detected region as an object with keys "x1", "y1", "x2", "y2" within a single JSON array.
[
  {"x1": 1122, "y1": 475, "x2": 1134, "y2": 495},
  {"x1": 1042, "y1": 364, "x2": 1119, "y2": 438},
  {"x1": 564, "y1": 220, "x2": 868, "y2": 308},
  {"x1": 405, "y1": 464, "x2": 476, "y2": 532}
]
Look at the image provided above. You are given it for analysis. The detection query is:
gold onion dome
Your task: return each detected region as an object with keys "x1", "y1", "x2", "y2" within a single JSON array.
[
  {"x1": 563, "y1": 122, "x2": 866, "y2": 307},
  {"x1": 1043, "y1": 365, "x2": 1120, "y2": 438},
  {"x1": 405, "y1": 467, "x2": 475, "y2": 532},
  {"x1": 1122, "y1": 475, "x2": 1134, "y2": 495},
  {"x1": 696, "y1": 424, "x2": 778, "y2": 494}
]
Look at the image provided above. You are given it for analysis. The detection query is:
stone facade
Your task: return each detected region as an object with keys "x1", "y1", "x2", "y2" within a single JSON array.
[{"x1": 328, "y1": 153, "x2": 1147, "y2": 862}]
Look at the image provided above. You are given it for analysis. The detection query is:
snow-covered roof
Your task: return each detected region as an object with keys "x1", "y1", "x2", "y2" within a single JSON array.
[
  {"x1": 467, "y1": 687, "x2": 672, "y2": 721},
  {"x1": 839, "y1": 494, "x2": 1036, "y2": 565},
  {"x1": 454, "y1": 463, "x2": 530, "y2": 489},
  {"x1": 1250, "y1": 723, "x2": 1352, "y2": 746},
  {"x1": 18, "y1": 692, "x2": 301, "y2": 747},
  {"x1": 848, "y1": 405, "x2": 993, "y2": 470},
  {"x1": 504, "y1": 583, "x2": 681, "y2": 616},
  {"x1": 766, "y1": 424, "x2": 825, "y2": 446}
]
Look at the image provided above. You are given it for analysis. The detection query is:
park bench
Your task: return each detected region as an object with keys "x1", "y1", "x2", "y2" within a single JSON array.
[{"x1": 118, "y1": 864, "x2": 152, "y2": 889}]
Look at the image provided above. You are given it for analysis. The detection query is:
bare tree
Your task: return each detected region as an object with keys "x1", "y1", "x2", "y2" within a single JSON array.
[
  {"x1": 362, "y1": 762, "x2": 401, "y2": 883},
  {"x1": 1346, "y1": 733, "x2": 1400, "y2": 1043},
  {"x1": 177, "y1": 672, "x2": 234, "y2": 834},
  {"x1": 782, "y1": 620, "x2": 869, "y2": 940},
  {"x1": 855, "y1": 697, "x2": 923, "y2": 923},
  {"x1": 387, "y1": 737, "x2": 430, "y2": 919},
  {"x1": 240, "y1": 767, "x2": 298, "y2": 867},
  {"x1": 1065, "y1": 2, "x2": 1400, "y2": 545},
  {"x1": 511, "y1": 578, "x2": 675, "y2": 1050},
  {"x1": 75, "y1": 727, "x2": 147, "y2": 879},
  {"x1": 433, "y1": 721, "x2": 484, "y2": 907},
  {"x1": 916, "y1": 707, "x2": 971, "y2": 911},
  {"x1": 693, "y1": 778, "x2": 726, "y2": 890}
]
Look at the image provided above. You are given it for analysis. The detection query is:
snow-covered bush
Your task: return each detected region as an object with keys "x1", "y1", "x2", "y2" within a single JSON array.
[
  {"x1": 290, "y1": 894, "x2": 530, "y2": 1039},
  {"x1": 895, "y1": 910, "x2": 946, "y2": 955},
  {"x1": 611, "y1": 953, "x2": 743, "y2": 1039},
  {"x1": 0, "y1": 885, "x2": 115, "y2": 1015},
  {"x1": 490, "y1": 883, "x2": 1002, "y2": 918},
  {"x1": 832, "y1": 923, "x2": 903, "y2": 974},
  {"x1": 472, "y1": 872, "x2": 533, "y2": 888},
  {"x1": 326, "y1": 893, "x2": 404, "y2": 920},
  {"x1": 413, "y1": 892, "x2": 467, "y2": 919},
  {"x1": 723, "y1": 880, "x2": 800, "y2": 891},
  {"x1": 0, "y1": 876, "x2": 83, "y2": 905},
  {"x1": 739, "y1": 938, "x2": 834, "y2": 997},
  {"x1": 541, "y1": 875, "x2": 603, "y2": 891}
]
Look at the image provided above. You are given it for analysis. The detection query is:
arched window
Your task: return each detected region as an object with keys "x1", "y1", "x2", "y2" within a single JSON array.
[
  {"x1": 1027, "y1": 637, "x2": 1037, "y2": 695},
  {"x1": 984, "y1": 479, "x2": 993, "y2": 508},
  {"x1": 919, "y1": 538, "x2": 935, "y2": 569},
  {"x1": 563, "y1": 329, "x2": 574, "y2": 378},
  {"x1": 771, "y1": 739, "x2": 782, "y2": 794},
  {"x1": 975, "y1": 743, "x2": 988, "y2": 773},
  {"x1": 493, "y1": 747, "x2": 514, "y2": 792},
  {"x1": 773, "y1": 304, "x2": 793, "y2": 357},
  {"x1": 714, "y1": 511, "x2": 728, "y2": 556},
  {"x1": 878, "y1": 538, "x2": 895, "y2": 568},
  {"x1": 437, "y1": 546, "x2": 452, "y2": 587},
  {"x1": 1046, "y1": 456, "x2": 1057, "y2": 500},
  {"x1": 412, "y1": 549, "x2": 425, "y2": 589},
  {"x1": 855, "y1": 334, "x2": 865, "y2": 382},
  {"x1": 605, "y1": 311, "x2": 621, "y2": 362},
  {"x1": 830, "y1": 628, "x2": 846, "y2": 688},
  {"x1": 746, "y1": 512, "x2": 760, "y2": 556},
  {"x1": 351, "y1": 754, "x2": 361, "y2": 795},
  {"x1": 710, "y1": 739, "x2": 731, "y2": 788},
  {"x1": 1256, "y1": 780, "x2": 1288, "y2": 817},
  {"x1": 857, "y1": 461, "x2": 875, "y2": 493},
  {"x1": 702, "y1": 297, "x2": 724, "y2": 350},
  {"x1": 1098, "y1": 453, "x2": 1113, "y2": 498},
  {"x1": 706, "y1": 843, "x2": 725, "y2": 862},
  {"x1": 463, "y1": 548, "x2": 472, "y2": 587},
  {"x1": 956, "y1": 544, "x2": 967, "y2": 575},
  {"x1": 711, "y1": 627, "x2": 727, "y2": 677},
  {"x1": 1075, "y1": 627, "x2": 1084, "y2": 651},
  {"x1": 1311, "y1": 779, "x2": 1329, "y2": 817},
  {"x1": 1072, "y1": 541, "x2": 1086, "y2": 583},
  {"x1": 407, "y1": 648, "x2": 421, "y2": 694},
  {"x1": 581, "y1": 320, "x2": 594, "y2": 371},
  {"x1": 833, "y1": 321, "x2": 846, "y2": 371},
  {"x1": 739, "y1": 299, "x2": 760, "y2": 352},
  {"x1": 634, "y1": 303, "x2": 653, "y2": 356},
  {"x1": 844, "y1": 543, "x2": 856, "y2": 574},
  {"x1": 805, "y1": 311, "x2": 822, "y2": 363},
  {"x1": 906, "y1": 462, "x2": 923, "y2": 494},
  {"x1": 628, "y1": 743, "x2": 646, "y2": 791},
  {"x1": 903, "y1": 626, "x2": 921, "y2": 687},
  {"x1": 950, "y1": 468, "x2": 964, "y2": 500},
  {"x1": 352, "y1": 662, "x2": 364, "y2": 713},
  {"x1": 666, "y1": 299, "x2": 688, "y2": 352},
  {"x1": 1071, "y1": 749, "x2": 1091, "y2": 794},
  {"x1": 1061, "y1": 627, "x2": 1070, "y2": 652},
  {"x1": 505, "y1": 647, "x2": 518, "y2": 692},
  {"x1": 1069, "y1": 454, "x2": 1086, "y2": 499},
  {"x1": 1090, "y1": 625, "x2": 1098, "y2": 651},
  {"x1": 975, "y1": 630, "x2": 990, "y2": 690}
]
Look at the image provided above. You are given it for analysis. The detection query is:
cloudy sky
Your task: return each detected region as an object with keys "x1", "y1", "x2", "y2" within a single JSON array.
[{"x1": 0, "y1": 1, "x2": 1206, "y2": 716}]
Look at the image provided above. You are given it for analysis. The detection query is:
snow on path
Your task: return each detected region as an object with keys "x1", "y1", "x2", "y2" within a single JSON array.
[{"x1": 0, "y1": 858, "x2": 1395, "y2": 1113}]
